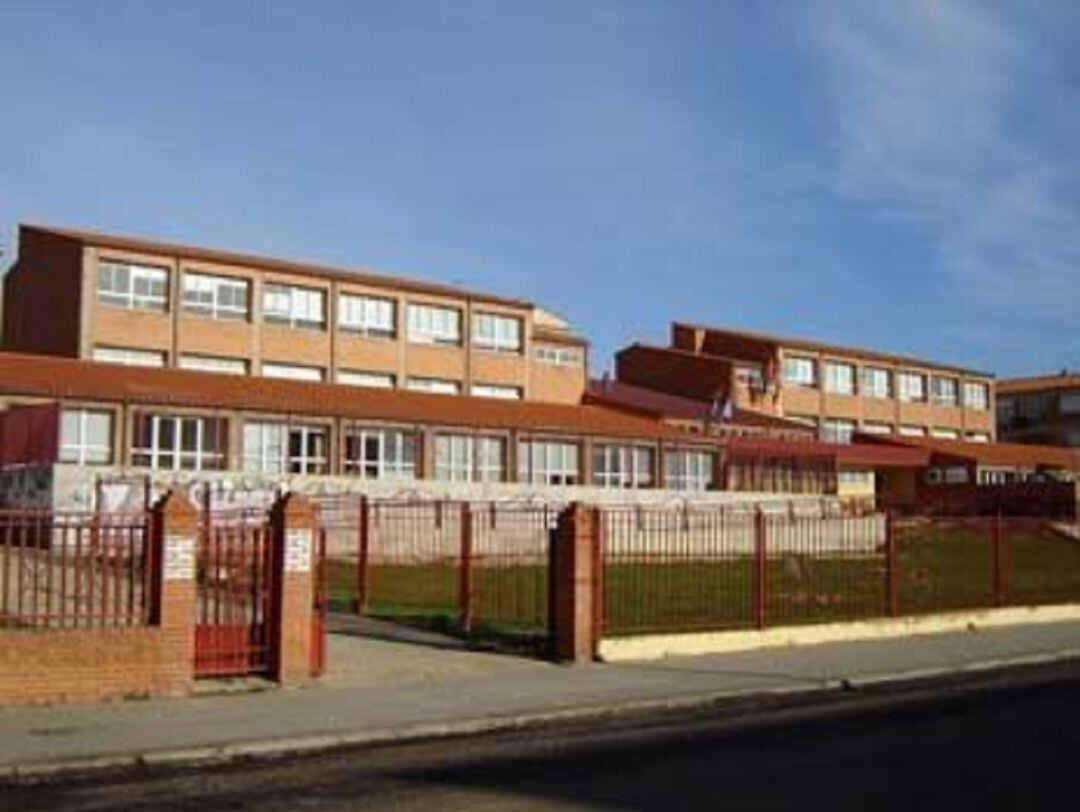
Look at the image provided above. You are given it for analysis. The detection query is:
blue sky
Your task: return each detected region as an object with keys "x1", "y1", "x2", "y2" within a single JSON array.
[{"x1": 1, "y1": 1, "x2": 1077, "y2": 377}]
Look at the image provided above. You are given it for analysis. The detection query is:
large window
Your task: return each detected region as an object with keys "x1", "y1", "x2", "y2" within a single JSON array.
[
  {"x1": 406, "y1": 304, "x2": 461, "y2": 345},
  {"x1": 262, "y1": 362, "x2": 324, "y2": 382},
  {"x1": 593, "y1": 444, "x2": 654, "y2": 489},
  {"x1": 898, "y1": 372, "x2": 926, "y2": 403},
  {"x1": 518, "y1": 440, "x2": 580, "y2": 486},
  {"x1": 406, "y1": 377, "x2": 461, "y2": 395},
  {"x1": 663, "y1": 450, "x2": 714, "y2": 491},
  {"x1": 131, "y1": 414, "x2": 227, "y2": 471},
  {"x1": 343, "y1": 428, "x2": 417, "y2": 479},
  {"x1": 782, "y1": 356, "x2": 816, "y2": 387},
  {"x1": 535, "y1": 345, "x2": 582, "y2": 366},
  {"x1": 92, "y1": 345, "x2": 166, "y2": 368},
  {"x1": 472, "y1": 313, "x2": 522, "y2": 353},
  {"x1": 59, "y1": 409, "x2": 113, "y2": 465},
  {"x1": 98, "y1": 261, "x2": 169, "y2": 311},
  {"x1": 964, "y1": 382, "x2": 989, "y2": 410},
  {"x1": 337, "y1": 370, "x2": 396, "y2": 389},
  {"x1": 338, "y1": 294, "x2": 395, "y2": 338},
  {"x1": 242, "y1": 422, "x2": 329, "y2": 475},
  {"x1": 263, "y1": 284, "x2": 326, "y2": 329},
  {"x1": 930, "y1": 376, "x2": 959, "y2": 406},
  {"x1": 179, "y1": 354, "x2": 248, "y2": 375},
  {"x1": 862, "y1": 367, "x2": 891, "y2": 399},
  {"x1": 471, "y1": 383, "x2": 522, "y2": 400},
  {"x1": 434, "y1": 435, "x2": 506, "y2": 483},
  {"x1": 821, "y1": 418, "x2": 856, "y2": 444},
  {"x1": 824, "y1": 362, "x2": 855, "y2": 395},
  {"x1": 182, "y1": 272, "x2": 249, "y2": 321}
]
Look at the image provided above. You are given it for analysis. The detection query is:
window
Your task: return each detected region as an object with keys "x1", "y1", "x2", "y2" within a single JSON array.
[
  {"x1": 343, "y1": 428, "x2": 417, "y2": 479},
  {"x1": 1061, "y1": 392, "x2": 1080, "y2": 415},
  {"x1": 735, "y1": 364, "x2": 765, "y2": 389},
  {"x1": 242, "y1": 422, "x2": 328, "y2": 475},
  {"x1": 92, "y1": 346, "x2": 166, "y2": 368},
  {"x1": 98, "y1": 261, "x2": 169, "y2": 311},
  {"x1": 131, "y1": 414, "x2": 226, "y2": 471},
  {"x1": 931, "y1": 376, "x2": 959, "y2": 406},
  {"x1": 518, "y1": 440, "x2": 580, "y2": 486},
  {"x1": 261, "y1": 363, "x2": 324, "y2": 382},
  {"x1": 472, "y1": 313, "x2": 522, "y2": 353},
  {"x1": 406, "y1": 304, "x2": 461, "y2": 345},
  {"x1": 963, "y1": 382, "x2": 989, "y2": 410},
  {"x1": 824, "y1": 362, "x2": 855, "y2": 395},
  {"x1": 898, "y1": 425, "x2": 926, "y2": 437},
  {"x1": 966, "y1": 432, "x2": 991, "y2": 443},
  {"x1": 862, "y1": 367, "x2": 891, "y2": 399},
  {"x1": 338, "y1": 294, "x2": 395, "y2": 338},
  {"x1": 337, "y1": 370, "x2": 396, "y2": 389},
  {"x1": 593, "y1": 444, "x2": 654, "y2": 489},
  {"x1": 262, "y1": 284, "x2": 326, "y2": 329},
  {"x1": 434, "y1": 435, "x2": 505, "y2": 482},
  {"x1": 179, "y1": 354, "x2": 248, "y2": 375},
  {"x1": 860, "y1": 421, "x2": 892, "y2": 436},
  {"x1": 406, "y1": 377, "x2": 461, "y2": 395},
  {"x1": 838, "y1": 470, "x2": 875, "y2": 487},
  {"x1": 535, "y1": 345, "x2": 582, "y2": 366},
  {"x1": 783, "y1": 356, "x2": 816, "y2": 387},
  {"x1": 821, "y1": 418, "x2": 856, "y2": 444},
  {"x1": 471, "y1": 384, "x2": 522, "y2": 400},
  {"x1": 59, "y1": 409, "x2": 112, "y2": 465},
  {"x1": 663, "y1": 450, "x2": 714, "y2": 491},
  {"x1": 930, "y1": 428, "x2": 959, "y2": 439},
  {"x1": 898, "y1": 372, "x2": 926, "y2": 403},
  {"x1": 786, "y1": 414, "x2": 818, "y2": 429},
  {"x1": 182, "y1": 272, "x2": 249, "y2": 321}
]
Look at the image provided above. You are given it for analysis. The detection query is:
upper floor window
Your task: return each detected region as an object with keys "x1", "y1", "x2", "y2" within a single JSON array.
[
  {"x1": 434, "y1": 434, "x2": 505, "y2": 483},
  {"x1": 1061, "y1": 391, "x2": 1080, "y2": 415},
  {"x1": 593, "y1": 444, "x2": 654, "y2": 489},
  {"x1": 821, "y1": 418, "x2": 856, "y2": 444},
  {"x1": 98, "y1": 261, "x2": 168, "y2": 311},
  {"x1": 471, "y1": 383, "x2": 522, "y2": 400},
  {"x1": 783, "y1": 356, "x2": 816, "y2": 387},
  {"x1": 518, "y1": 439, "x2": 581, "y2": 486},
  {"x1": 92, "y1": 345, "x2": 166, "y2": 368},
  {"x1": 472, "y1": 313, "x2": 522, "y2": 353},
  {"x1": 338, "y1": 294, "x2": 395, "y2": 338},
  {"x1": 966, "y1": 432, "x2": 991, "y2": 443},
  {"x1": 824, "y1": 362, "x2": 855, "y2": 395},
  {"x1": 898, "y1": 372, "x2": 926, "y2": 403},
  {"x1": 862, "y1": 367, "x2": 891, "y2": 399},
  {"x1": 261, "y1": 362, "x2": 324, "y2": 382},
  {"x1": 898, "y1": 424, "x2": 926, "y2": 437},
  {"x1": 263, "y1": 284, "x2": 326, "y2": 330},
  {"x1": 535, "y1": 345, "x2": 582, "y2": 366},
  {"x1": 930, "y1": 428, "x2": 960, "y2": 439},
  {"x1": 963, "y1": 382, "x2": 989, "y2": 411},
  {"x1": 182, "y1": 272, "x2": 249, "y2": 321},
  {"x1": 242, "y1": 422, "x2": 328, "y2": 475},
  {"x1": 337, "y1": 370, "x2": 396, "y2": 389},
  {"x1": 663, "y1": 449, "x2": 714, "y2": 491},
  {"x1": 861, "y1": 421, "x2": 892, "y2": 436},
  {"x1": 343, "y1": 427, "x2": 418, "y2": 480},
  {"x1": 179, "y1": 354, "x2": 248, "y2": 376},
  {"x1": 930, "y1": 376, "x2": 959, "y2": 406},
  {"x1": 60, "y1": 409, "x2": 113, "y2": 465},
  {"x1": 131, "y1": 413, "x2": 226, "y2": 472},
  {"x1": 406, "y1": 376, "x2": 461, "y2": 395},
  {"x1": 406, "y1": 304, "x2": 461, "y2": 346}
]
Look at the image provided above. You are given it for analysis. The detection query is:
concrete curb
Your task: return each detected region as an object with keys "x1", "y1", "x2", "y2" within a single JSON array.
[{"x1": 5, "y1": 648, "x2": 1080, "y2": 784}]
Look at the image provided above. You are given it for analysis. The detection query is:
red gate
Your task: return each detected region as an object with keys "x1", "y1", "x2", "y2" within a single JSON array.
[{"x1": 195, "y1": 513, "x2": 275, "y2": 678}]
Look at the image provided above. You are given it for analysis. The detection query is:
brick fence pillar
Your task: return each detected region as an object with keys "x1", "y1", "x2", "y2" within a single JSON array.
[
  {"x1": 550, "y1": 502, "x2": 600, "y2": 663},
  {"x1": 269, "y1": 492, "x2": 316, "y2": 684},
  {"x1": 149, "y1": 489, "x2": 199, "y2": 690}
]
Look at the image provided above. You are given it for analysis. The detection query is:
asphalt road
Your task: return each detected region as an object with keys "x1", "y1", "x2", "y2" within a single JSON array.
[{"x1": 9, "y1": 666, "x2": 1080, "y2": 812}]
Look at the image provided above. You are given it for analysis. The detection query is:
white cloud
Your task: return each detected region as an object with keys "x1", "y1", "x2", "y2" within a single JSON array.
[{"x1": 803, "y1": 0, "x2": 1080, "y2": 319}]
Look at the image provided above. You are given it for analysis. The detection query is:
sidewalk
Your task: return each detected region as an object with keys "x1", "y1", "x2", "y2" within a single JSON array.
[{"x1": 3, "y1": 616, "x2": 1080, "y2": 778}]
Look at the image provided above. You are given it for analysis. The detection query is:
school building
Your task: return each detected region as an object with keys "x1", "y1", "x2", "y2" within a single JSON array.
[{"x1": 997, "y1": 372, "x2": 1080, "y2": 448}]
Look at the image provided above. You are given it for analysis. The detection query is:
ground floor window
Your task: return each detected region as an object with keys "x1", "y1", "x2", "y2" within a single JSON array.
[
  {"x1": 434, "y1": 435, "x2": 506, "y2": 483},
  {"x1": 242, "y1": 422, "x2": 329, "y2": 475},
  {"x1": 60, "y1": 409, "x2": 113, "y2": 465},
  {"x1": 518, "y1": 440, "x2": 581, "y2": 486},
  {"x1": 663, "y1": 449, "x2": 714, "y2": 491},
  {"x1": 344, "y1": 428, "x2": 418, "y2": 479},
  {"x1": 132, "y1": 413, "x2": 227, "y2": 471},
  {"x1": 593, "y1": 444, "x2": 654, "y2": 489}
]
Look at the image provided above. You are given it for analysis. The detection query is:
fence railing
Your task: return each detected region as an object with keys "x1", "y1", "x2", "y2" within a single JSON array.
[{"x1": 0, "y1": 509, "x2": 151, "y2": 629}]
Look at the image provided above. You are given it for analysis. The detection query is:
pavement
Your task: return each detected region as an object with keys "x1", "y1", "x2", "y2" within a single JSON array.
[{"x1": 3, "y1": 614, "x2": 1080, "y2": 780}]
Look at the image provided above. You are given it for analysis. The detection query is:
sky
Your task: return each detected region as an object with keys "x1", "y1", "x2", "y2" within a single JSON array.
[{"x1": 1, "y1": 0, "x2": 1077, "y2": 377}]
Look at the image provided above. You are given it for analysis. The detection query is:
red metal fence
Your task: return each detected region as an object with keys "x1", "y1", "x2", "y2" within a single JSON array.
[{"x1": 0, "y1": 509, "x2": 151, "y2": 629}]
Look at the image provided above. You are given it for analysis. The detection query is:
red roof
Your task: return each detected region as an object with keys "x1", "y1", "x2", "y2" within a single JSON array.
[
  {"x1": 997, "y1": 373, "x2": 1080, "y2": 395},
  {"x1": 866, "y1": 435, "x2": 1080, "y2": 471}
]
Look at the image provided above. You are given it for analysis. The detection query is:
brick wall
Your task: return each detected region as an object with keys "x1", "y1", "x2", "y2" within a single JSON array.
[{"x1": 616, "y1": 345, "x2": 734, "y2": 402}]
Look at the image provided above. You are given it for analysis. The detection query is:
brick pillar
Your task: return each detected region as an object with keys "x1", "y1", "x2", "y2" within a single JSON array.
[
  {"x1": 149, "y1": 489, "x2": 198, "y2": 689},
  {"x1": 550, "y1": 502, "x2": 600, "y2": 663},
  {"x1": 269, "y1": 492, "x2": 316, "y2": 684}
]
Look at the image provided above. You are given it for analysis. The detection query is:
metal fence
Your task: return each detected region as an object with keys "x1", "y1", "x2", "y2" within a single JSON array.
[{"x1": 0, "y1": 509, "x2": 151, "y2": 629}]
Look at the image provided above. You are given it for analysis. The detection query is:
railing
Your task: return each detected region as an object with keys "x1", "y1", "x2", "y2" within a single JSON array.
[{"x1": 0, "y1": 509, "x2": 151, "y2": 629}]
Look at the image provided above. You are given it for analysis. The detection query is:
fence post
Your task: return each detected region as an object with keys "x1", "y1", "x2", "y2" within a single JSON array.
[
  {"x1": 269, "y1": 492, "x2": 317, "y2": 684},
  {"x1": 459, "y1": 502, "x2": 474, "y2": 634},
  {"x1": 992, "y1": 512, "x2": 1007, "y2": 607},
  {"x1": 885, "y1": 509, "x2": 900, "y2": 617},
  {"x1": 148, "y1": 489, "x2": 198, "y2": 690},
  {"x1": 753, "y1": 507, "x2": 767, "y2": 630},
  {"x1": 355, "y1": 495, "x2": 370, "y2": 615},
  {"x1": 550, "y1": 503, "x2": 600, "y2": 662}
]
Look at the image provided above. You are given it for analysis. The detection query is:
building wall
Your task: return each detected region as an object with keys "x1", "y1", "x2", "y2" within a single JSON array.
[
  {"x1": 998, "y1": 387, "x2": 1080, "y2": 448},
  {"x1": 616, "y1": 345, "x2": 736, "y2": 403},
  {"x1": 2, "y1": 229, "x2": 83, "y2": 357}
]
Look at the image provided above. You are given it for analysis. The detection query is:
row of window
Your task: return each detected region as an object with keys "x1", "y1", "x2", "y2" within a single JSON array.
[
  {"x1": 59, "y1": 409, "x2": 716, "y2": 490},
  {"x1": 782, "y1": 356, "x2": 989, "y2": 409},
  {"x1": 787, "y1": 414, "x2": 991, "y2": 444},
  {"x1": 97, "y1": 261, "x2": 535, "y2": 354}
]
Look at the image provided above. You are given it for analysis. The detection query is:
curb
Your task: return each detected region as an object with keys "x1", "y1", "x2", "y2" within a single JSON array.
[{"x1": 4, "y1": 649, "x2": 1080, "y2": 784}]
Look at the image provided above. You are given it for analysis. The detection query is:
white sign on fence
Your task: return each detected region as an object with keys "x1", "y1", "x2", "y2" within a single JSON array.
[
  {"x1": 163, "y1": 534, "x2": 196, "y2": 581},
  {"x1": 285, "y1": 529, "x2": 313, "y2": 573}
]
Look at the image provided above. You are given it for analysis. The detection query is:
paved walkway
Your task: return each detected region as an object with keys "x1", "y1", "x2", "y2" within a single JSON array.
[{"x1": 3, "y1": 616, "x2": 1080, "y2": 776}]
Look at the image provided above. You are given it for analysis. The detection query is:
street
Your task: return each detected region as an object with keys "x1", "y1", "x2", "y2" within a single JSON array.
[{"x1": 8, "y1": 667, "x2": 1080, "y2": 811}]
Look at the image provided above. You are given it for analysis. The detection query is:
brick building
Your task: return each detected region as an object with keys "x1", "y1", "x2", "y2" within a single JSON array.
[{"x1": 997, "y1": 373, "x2": 1080, "y2": 448}]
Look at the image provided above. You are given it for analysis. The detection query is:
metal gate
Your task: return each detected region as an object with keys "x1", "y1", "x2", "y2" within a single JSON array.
[{"x1": 195, "y1": 512, "x2": 275, "y2": 678}]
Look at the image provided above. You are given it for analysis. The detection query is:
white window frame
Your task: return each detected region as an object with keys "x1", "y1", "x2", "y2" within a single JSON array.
[
  {"x1": 860, "y1": 422, "x2": 892, "y2": 436},
  {"x1": 472, "y1": 313, "x2": 522, "y2": 354},
  {"x1": 862, "y1": 367, "x2": 891, "y2": 399},
  {"x1": 92, "y1": 346, "x2": 166, "y2": 368},
  {"x1": 663, "y1": 449, "x2": 714, "y2": 492},
  {"x1": 518, "y1": 440, "x2": 580, "y2": 486},
  {"x1": 434, "y1": 434, "x2": 505, "y2": 483},
  {"x1": 898, "y1": 372, "x2": 926, "y2": 403},
  {"x1": 261, "y1": 362, "x2": 324, "y2": 382},
  {"x1": 344, "y1": 428, "x2": 417, "y2": 480},
  {"x1": 963, "y1": 382, "x2": 990, "y2": 411},
  {"x1": 338, "y1": 293, "x2": 396, "y2": 338},
  {"x1": 178, "y1": 354, "x2": 248, "y2": 376},
  {"x1": 406, "y1": 377, "x2": 461, "y2": 395},
  {"x1": 97, "y1": 260, "x2": 169, "y2": 311},
  {"x1": 262, "y1": 283, "x2": 326, "y2": 330},
  {"x1": 593, "y1": 444, "x2": 654, "y2": 489},
  {"x1": 182, "y1": 272, "x2": 250, "y2": 321},
  {"x1": 406, "y1": 303, "x2": 462, "y2": 346},
  {"x1": 59, "y1": 409, "x2": 113, "y2": 465},
  {"x1": 242, "y1": 422, "x2": 328, "y2": 475},
  {"x1": 783, "y1": 356, "x2": 816, "y2": 388},
  {"x1": 821, "y1": 418, "x2": 856, "y2": 444},
  {"x1": 470, "y1": 383, "x2": 522, "y2": 400},
  {"x1": 337, "y1": 370, "x2": 396, "y2": 389},
  {"x1": 132, "y1": 414, "x2": 226, "y2": 472},
  {"x1": 535, "y1": 345, "x2": 582, "y2": 366},
  {"x1": 824, "y1": 362, "x2": 856, "y2": 395},
  {"x1": 898, "y1": 425, "x2": 926, "y2": 437},
  {"x1": 930, "y1": 376, "x2": 959, "y2": 406}
]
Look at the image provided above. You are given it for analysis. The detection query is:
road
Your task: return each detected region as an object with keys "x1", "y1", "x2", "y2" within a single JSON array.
[{"x1": 9, "y1": 666, "x2": 1080, "y2": 811}]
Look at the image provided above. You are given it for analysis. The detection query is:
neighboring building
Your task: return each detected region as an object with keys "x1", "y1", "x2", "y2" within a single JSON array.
[
  {"x1": 616, "y1": 322, "x2": 996, "y2": 444},
  {"x1": 1, "y1": 225, "x2": 588, "y2": 404},
  {"x1": 997, "y1": 373, "x2": 1080, "y2": 448}
]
